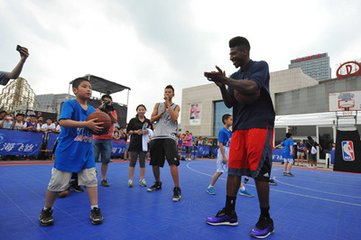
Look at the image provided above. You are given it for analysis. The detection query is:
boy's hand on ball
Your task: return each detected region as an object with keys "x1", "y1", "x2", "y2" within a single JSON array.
[{"x1": 86, "y1": 118, "x2": 104, "y2": 132}]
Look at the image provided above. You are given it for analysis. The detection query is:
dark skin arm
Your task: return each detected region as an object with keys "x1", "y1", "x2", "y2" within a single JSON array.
[
  {"x1": 5, "y1": 47, "x2": 29, "y2": 79},
  {"x1": 204, "y1": 66, "x2": 260, "y2": 104}
]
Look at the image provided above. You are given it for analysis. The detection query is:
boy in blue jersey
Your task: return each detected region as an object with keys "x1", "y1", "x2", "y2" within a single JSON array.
[
  {"x1": 207, "y1": 114, "x2": 253, "y2": 197},
  {"x1": 281, "y1": 132, "x2": 295, "y2": 176},
  {"x1": 39, "y1": 77, "x2": 104, "y2": 226}
]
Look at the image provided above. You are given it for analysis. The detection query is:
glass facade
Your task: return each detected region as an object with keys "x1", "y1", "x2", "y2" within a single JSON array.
[
  {"x1": 289, "y1": 53, "x2": 331, "y2": 81},
  {"x1": 213, "y1": 100, "x2": 232, "y2": 137}
]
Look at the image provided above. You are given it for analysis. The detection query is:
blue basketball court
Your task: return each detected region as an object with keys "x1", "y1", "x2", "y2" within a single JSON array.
[{"x1": 1, "y1": 160, "x2": 361, "y2": 240}]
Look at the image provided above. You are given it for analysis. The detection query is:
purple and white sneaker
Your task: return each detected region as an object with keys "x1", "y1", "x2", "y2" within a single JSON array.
[
  {"x1": 249, "y1": 216, "x2": 274, "y2": 238},
  {"x1": 206, "y1": 208, "x2": 238, "y2": 226}
]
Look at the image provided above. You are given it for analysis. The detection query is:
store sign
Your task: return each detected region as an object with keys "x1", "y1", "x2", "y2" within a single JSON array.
[{"x1": 336, "y1": 61, "x2": 361, "y2": 79}]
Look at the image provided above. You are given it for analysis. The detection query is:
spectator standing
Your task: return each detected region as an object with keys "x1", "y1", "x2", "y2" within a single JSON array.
[
  {"x1": 23, "y1": 115, "x2": 38, "y2": 131},
  {"x1": 147, "y1": 85, "x2": 182, "y2": 202},
  {"x1": 306, "y1": 136, "x2": 321, "y2": 168},
  {"x1": 127, "y1": 104, "x2": 152, "y2": 187},
  {"x1": 0, "y1": 114, "x2": 13, "y2": 129},
  {"x1": 0, "y1": 45, "x2": 29, "y2": 86},
  {"x1": 41, "y1": 118, "x2": 56, "y2": 132},
  {"x1": 92, "y1": 95, "x2": 118, "y2": 187},
  {"x1": 296, "y1": 140, "x2": 306, "y2": 166},
  {"x1": 36, "y1": 117, "x2": 43, "y2": 131},
  {"x1": 184, "y1": 131, "x2": 193, "y2": 161},
  {"x1": 13, "y1": 113, "x2": 25, "y2": 130}
]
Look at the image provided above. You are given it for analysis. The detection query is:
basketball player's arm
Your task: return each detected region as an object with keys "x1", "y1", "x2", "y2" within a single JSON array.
[
  {"x1": 4, "y1": 47, "x2": 29, "y2": 80},
  {"x1": 204, "y1": 67, "x2": 234, "y2": 108},
  {"x1": 205, "y1": 66, "x2": 259, "y2": 95},
  {"x1": 167, "y1": 104, "x2": 180, "y2": 122},
  {"x1": 151, "y1": 103, "x2": 164, "y2": 122},
  {"x1": 219, "y1": 143, "x2": 227, "y2": 164},
  {"x1": 289, "y1": 145, "x2": 293, "y2": 156}
]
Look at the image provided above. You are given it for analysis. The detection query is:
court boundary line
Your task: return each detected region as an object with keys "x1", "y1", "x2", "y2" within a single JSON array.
[{"x1": 186, "y1": 162, "x2": 361, "y2": 207}]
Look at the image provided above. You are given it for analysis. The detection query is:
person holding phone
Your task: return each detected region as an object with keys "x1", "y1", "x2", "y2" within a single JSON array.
[{"x1": 0, "y1": 45, "x2": 29, "y2": 86}]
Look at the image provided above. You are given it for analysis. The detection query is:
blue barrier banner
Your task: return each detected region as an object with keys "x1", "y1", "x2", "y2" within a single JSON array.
[
  {"x1": 0, "y1": 129, "x2": 43, "y2": 156},
  {"x1": 46, "y1": 133, "x2": 59, "y2": 155},
  {"x1": 111, "y1": 139, "x2": 126, "y2": 157},
  {"x1": 272, "y1": 148, "x2": 283, "y2": 162}
]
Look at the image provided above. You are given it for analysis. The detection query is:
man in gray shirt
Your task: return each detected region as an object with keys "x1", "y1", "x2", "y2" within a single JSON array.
[
  {"x1": 147, "y1": 85, "x2": 182, "y2": 202},
  {"x1": 1, "y1": 45, "x2": 29, "y2": 85}
]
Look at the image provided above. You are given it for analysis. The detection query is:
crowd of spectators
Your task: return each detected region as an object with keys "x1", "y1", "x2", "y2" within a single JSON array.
[{"x1": 0, "y1": 110, "x2": 60, "y2": 133}]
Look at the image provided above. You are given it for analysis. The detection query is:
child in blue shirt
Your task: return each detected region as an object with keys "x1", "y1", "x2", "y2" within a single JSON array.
[
  {"x1": 281, "y1": 132, "x2": 295, "y2": 176},
  {"x1": 206, "y1": 114, "x2": 253, "y2": 197},
  {"x1": 39, "y1": 77, "x2": 104, "y2": 226}
]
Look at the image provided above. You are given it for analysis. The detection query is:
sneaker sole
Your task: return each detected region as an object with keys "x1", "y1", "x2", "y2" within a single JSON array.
[
  {"x1": 39, "y1": 220, "x2": 54, "y2": 226},
  {"x1": 249, "y1": 229, "x2": 275, "y2": 239},
  {"x1": 206, "y1": 190, "x2": 216, "y2": 195},
  {"x1": 206, "y1": 221, "x2": 238, "y2": 226},
  {"x1": 239, "y1": 193, "x2": 255, "y2": 197},
  {"x1": 147, "y1": 188, "x2": 161, "y2": 192},
  {"x1": 172, "y1": 196, "x2": 182, "y2": 202},
  {"x1": 91, "y1": 219, "x2": 103, "y2": 225}
]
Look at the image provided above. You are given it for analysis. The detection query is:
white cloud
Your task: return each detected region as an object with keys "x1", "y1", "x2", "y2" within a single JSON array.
[{"x1": 1, "y1": 0, "x2": 361, "y2": 122}]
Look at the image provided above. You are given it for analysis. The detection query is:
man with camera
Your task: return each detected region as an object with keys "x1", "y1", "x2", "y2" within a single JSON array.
[
  {"x1": 93, "y1": 95, "x2": 118, "y2": 187},
  {"x1": 0, "y1": 45, "x2": 29, "y2": 86}
]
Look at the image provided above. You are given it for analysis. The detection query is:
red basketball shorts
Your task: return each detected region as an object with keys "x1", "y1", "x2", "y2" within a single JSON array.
[{"x1": 228, "y1": 128, "x2": 274, "y2": 180}]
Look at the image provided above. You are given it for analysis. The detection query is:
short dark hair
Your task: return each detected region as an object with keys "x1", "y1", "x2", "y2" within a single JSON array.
[
  {"x1": 72, "y1": 77, "x2": 90, "y2": 89},
  {"x1": 286, "y1": 132, "x2": 292, "y2": 138},
  {"x1": 229, "y1": 36, "x2": 250, "y2": 52},
  {"x1": 222, "y1": 114, "x2": 232, "y2": 124},
  {"x1": 101, "y1": 95, "x2": 112, "y2": 101},
  {"x1": 165, "y1": 85, "x2": 175, "y2": 93}
]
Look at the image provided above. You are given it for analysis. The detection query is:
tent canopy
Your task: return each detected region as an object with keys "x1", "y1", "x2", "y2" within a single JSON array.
[{"x1": 69, "y1": 74, "x2": 131, "y2": 94}]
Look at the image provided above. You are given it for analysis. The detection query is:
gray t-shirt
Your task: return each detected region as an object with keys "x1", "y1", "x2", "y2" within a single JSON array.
[
  {"x1": 153, "y1": 102, "x2": 178, "y2": 140},
  {"x1": 0, "y1": 71, "x2": 10, "y2": 85}
]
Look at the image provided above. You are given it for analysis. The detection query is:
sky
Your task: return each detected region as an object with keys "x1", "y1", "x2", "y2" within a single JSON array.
[{"x1": 1, "y1": 0, "x2": 361, "y2": 122}]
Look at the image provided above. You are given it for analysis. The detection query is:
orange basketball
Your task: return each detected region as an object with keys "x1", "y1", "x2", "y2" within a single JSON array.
[
  {"x1": 86, "y1": 111, "x2": 112, "y2": 135},
  {"x1": 58, "y1": 190, "x2": 70, "y2": 198}
]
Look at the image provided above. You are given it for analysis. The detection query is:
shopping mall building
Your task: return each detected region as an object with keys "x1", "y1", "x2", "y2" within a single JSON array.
[{"x1": 181, "y1": 61, "x2": 361, "y2": 160}]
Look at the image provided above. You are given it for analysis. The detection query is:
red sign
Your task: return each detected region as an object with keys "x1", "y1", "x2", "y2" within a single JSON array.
[{"x1": 336, "y1": 61, "x2": 361, "y2": 79}]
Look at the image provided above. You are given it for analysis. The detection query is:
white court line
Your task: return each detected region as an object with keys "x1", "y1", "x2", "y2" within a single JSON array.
[
  {"x1": 274, "y1": 178, "x2": 361, "y2": 199},
  {"x1": 186, "y1": 162, "x2": 361, "y2": 208}
]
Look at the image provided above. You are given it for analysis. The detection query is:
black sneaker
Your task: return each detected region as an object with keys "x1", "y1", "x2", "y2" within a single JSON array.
[
  {"x1": 101, "y1": 179, "x2": 110, "y2": 187},
  {"x1": 70, "y1": 184, "x2": 84, "y2": 192},
  {"x1": 39, "y1": 208, "x2": 54, "y2": 226},
  {"x1": 249, "y1": 216, "x2": 274, "y2": 238},
  {"x1": 206, "y1": 208, "x2": 238, "y2": 226},
  {"x1": 90, "y1": 207, "x2": 103, "y2": 225},
  {"x1": 244, "y1": 177, "x2": 250, "y2": 184},
  {"x1": 269, "y1": 178, "x2": 277, "y2": 186},
  {"x1": 147, "y1": 182, "x2": 162, "y2": 192},
  {"x1": 172, "y1": 187, "x2": 182, "y2": 202}
]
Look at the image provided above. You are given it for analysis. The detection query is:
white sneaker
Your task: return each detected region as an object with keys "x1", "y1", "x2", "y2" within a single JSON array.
[
  {"x1": 139, "y1": 179, "x2": 147, "y2": 187},
  {"x1": 128, "y1": 179, "x2": 133, "y2": 187}
]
